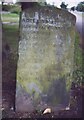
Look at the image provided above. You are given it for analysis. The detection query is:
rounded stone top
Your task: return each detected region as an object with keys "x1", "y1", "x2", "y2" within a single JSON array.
[{"x1": 19, "y1": 2, "x2": 76, "y2": 26}]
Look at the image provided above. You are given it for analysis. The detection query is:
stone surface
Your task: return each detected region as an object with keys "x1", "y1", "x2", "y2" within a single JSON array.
[{"x1": 16, "y1": 4, "x2": 76, "y2": 112}]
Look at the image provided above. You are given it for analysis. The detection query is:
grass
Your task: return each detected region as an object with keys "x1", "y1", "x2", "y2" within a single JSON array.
[{"x1": 1, "y1": 13, "x2": 19, "y2": 23}]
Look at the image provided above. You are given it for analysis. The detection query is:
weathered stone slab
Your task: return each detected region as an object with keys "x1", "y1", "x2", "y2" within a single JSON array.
[{"x1": 16, "y1": 4, "x2": 76, "y2": 112}]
